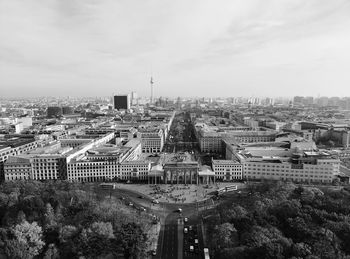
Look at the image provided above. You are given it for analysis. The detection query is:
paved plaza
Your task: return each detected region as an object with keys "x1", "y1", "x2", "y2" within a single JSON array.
[{"x1": 114, "y1": 182, "x2": 244, "y2": 203}]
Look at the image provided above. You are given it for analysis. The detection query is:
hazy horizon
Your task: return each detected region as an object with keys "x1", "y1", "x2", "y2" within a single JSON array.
[
  {"x1": 1, "y1": 0, "x2": 350, "y2": 98},
  {"x1": 2, "y1": 95, "x2": 350, "y2": 101}
]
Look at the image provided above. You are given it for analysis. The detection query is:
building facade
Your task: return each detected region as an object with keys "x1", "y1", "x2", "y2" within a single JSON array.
[
  {"x1": 235, "y1": 151, "x2": 340, "y2": 183},
  {"x1": 212, "y1": 159, "x2": 243, "y2": 181},
  {"x1": 114, "y1": 95, "x2": 131, "y2": 110},
  {"x1": 138, "y1": 129, "x2": 164, "y2": 153}
]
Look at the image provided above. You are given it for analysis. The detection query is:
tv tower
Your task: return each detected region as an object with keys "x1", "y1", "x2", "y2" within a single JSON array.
[{"x1": 150, "y1": 76, "x2": 154, "y2": 104}]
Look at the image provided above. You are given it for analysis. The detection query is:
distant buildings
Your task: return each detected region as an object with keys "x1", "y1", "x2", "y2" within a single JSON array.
[
  {"x1": 293, "y1": 95, "x2": 350, "y2": 110},
  {"x1": 293, "y1": 96, "x2": 314, "y2": 106},
  {"x1": 47, "y1": 106, "x2": 74, "y2": 118},
  {"x1": 47, "y1": 106, "x2": 62, "y2": 118},
  {"x1": 131, "y1": 91, "x2": 138, "y2": 105},
  {"x1": 2, "y1": 94, "x2": 350, "y2": 185},
  {"x1": 62, "y1": 106, "x2": 74, "y2": 115},
  {"x1": 114, "y1": 95, "x2": 130, "y2": 110}
]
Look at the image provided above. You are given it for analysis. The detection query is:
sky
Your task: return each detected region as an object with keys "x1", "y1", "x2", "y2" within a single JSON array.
[{"x1": 1, "y1": 0, "x2": 350, "y2": 98}]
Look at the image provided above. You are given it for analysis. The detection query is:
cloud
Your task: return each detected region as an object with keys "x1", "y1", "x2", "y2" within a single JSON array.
[{"x1": 0, "y1": 0, "x2": 350, "y2": 97}]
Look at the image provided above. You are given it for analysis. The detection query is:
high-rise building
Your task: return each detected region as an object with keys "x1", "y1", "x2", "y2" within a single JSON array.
[
  {"x1": 62, "y1": 106, "x2": 73, "y2": 115},
  {"x1": 316, "y1": 97, "x2": 329, "y2": 107},
  {"x1": 293, "y1": 96, "x2": 304, "y2": 105},
  {"x1": 47, "y1": 107, "x2": 62, "y2": 118},
  {"x1": 114, "y1": 95, "x2": 130, "y2": 110},
  {"x1": 131, "y1": 91, "x2": 138, "y2": 105},
  {"x1": 303, "y1": 96, "x2": 314, "y2": 106}
]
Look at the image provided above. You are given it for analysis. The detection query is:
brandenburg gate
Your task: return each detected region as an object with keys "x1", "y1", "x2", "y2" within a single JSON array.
[{"x1": 163, "y1": 153, "x2": 199, "y2": 184}]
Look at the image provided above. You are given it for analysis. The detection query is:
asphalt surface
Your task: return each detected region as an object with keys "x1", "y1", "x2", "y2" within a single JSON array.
[
  {"x1": 155, "y1": 212, "x2": 179, "y2": 259},
  {"x1": 91, "y1": 182, "x2": 217, "y2": 259},
  {"x1": 163, "y1": 112, "x2": 199, "y2": 154},
  {"x1": 157, "y1": 204, "x2": 206, "y2": 259},
  {"x1": 182, "y1": 212, "x2": 204, "y2": 259}
]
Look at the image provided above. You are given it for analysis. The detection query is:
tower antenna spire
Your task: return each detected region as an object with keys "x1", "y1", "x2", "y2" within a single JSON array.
[{"x1": 150, "y1": 76, "x2": 154, "y2": 104}]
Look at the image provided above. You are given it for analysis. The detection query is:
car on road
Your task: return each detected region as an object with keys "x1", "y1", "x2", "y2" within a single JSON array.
[
  {"x1": 189, "y1": 225, "x2": 193, "y2": 231},
  {"x1": 139, "y1": 206, "x2": 146, "y2": 212},
  {"x1": 194, "y1": 239, "x2": 198, "y2": 244},
  {"x1": 190, "y1": 245, "x2": 194, "y2": 252},
  {"x1": 128, "y1": 202, "x2": 133, "y2": 206},
  {"x1": 152, "y1": 215, "x2": 158, "y2": 224},
  {"x1": 184, "y1": 217, "x2": 188, "y2": 222},
  {"x1": 184, "y1": 227, "x2": 188, "y2": 234},
  {"x1": 178, "y1": 208, "x2": 182, "y2": 213},
  {"x1": 152, "y1": 199, "x2": 159, "y2": 204}
]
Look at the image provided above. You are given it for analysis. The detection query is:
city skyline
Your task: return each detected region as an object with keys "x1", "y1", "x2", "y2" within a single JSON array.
[{"x1": 1, "y1": 0, "x2": 350, "y2": 98}]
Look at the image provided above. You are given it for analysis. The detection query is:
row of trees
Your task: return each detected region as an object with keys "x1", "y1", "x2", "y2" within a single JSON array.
[
  {"x1": 0, "y1": 181, "x2": 148, "y2": 258},
  {"x1": 206, "y1": 181, "x2": 350, "y2": 259}
]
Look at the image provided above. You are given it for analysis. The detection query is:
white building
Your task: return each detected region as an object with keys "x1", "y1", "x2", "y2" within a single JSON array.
[
  {"x1": 4, "y1": 156, "x2": 32, "y2": 181},
  {"x1": 197, "y1": 126, "x2": 277, "y2": 153},
  {"x1": 235, "y1": 150, "x2": 340, "y2": 183},
  {"x1": 137, "y1": 128, "x2": 164, "y2": 153},
  {"x1": 244, "y1": 117, "x2": 259, "y2": 129},
  {"x1": 3, "y1": 133, "x2": 115, "y2": 181},
  {"x1": 119, "y1": 160, "x2": 151, "y2": 181},
  {"x1": 198, "y1": 131, "x2": 222, "y2": 153},
  {"x1": 212, "y1": 159, "x2": 243, "y2": 181},
  {"x1": 67, "y1": 160, "x2": 119, "y2": 182}
]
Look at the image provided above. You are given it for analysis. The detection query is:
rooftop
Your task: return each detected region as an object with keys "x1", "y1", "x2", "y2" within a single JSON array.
[
  {"x1": 124, "y1": 138, "x2": 141, "y2": 148},
  {"x1": 5, "y1": 156, "x2": 31, "y2": 164},
  {"x1": 163, "y1": 152, "x2": 195, "y2": 164},
  {"x1": 28, "y1": 143, "x2": 72, "y2": 155},
  {"x1": 0, "y1": 136, "x2": 36, "y2": 148},
  {"x1": 212, "y1": 159, "x2": 241, "y2": 165},
  {"x1": 87, "y1": 145, "x2": 130, "y2": 156}
]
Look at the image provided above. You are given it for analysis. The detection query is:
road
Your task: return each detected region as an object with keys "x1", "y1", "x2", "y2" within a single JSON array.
[
  {"x1": 163, "y1": 111, "x2": 199, "y2": 154},
  {"x1": 182, "y1": 214, "x2": 204, "y2": 259},
  {"x1": 156, "y1": 203, "x2": 206, "y2": 259},
  {"x1": 91, "y1": 184, "x2": 213, "y2": 259},
  {"x1": 155, "y1": 212, "x2": 180, "y2": 259}
]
